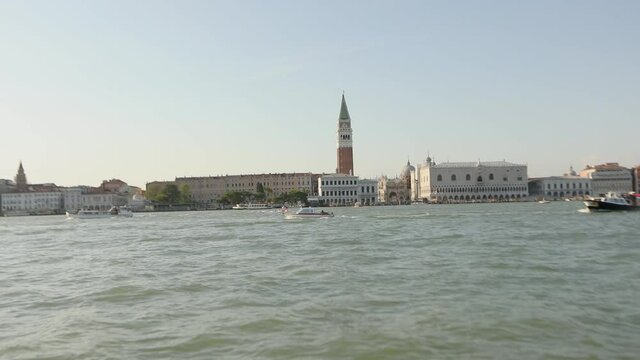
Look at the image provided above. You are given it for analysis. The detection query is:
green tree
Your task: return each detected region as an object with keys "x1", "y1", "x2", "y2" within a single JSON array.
[
  {"x1": 219, "y1": 191, "x2": 252, "y2": 205},
  {"x1": 255, "y1": 183, "x2": 266, "y2": 201},
  {"x1": 179, "y1": 184, "x2": 191, "y2": 205},
  {"x1": 145, "y1": 184, "x2": 164, "y2": 202},
  {"x1": 164, "y1": 184, "x2": 181, "y2": 204}
]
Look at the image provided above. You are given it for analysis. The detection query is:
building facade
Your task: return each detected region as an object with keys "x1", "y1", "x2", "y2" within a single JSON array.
[
  {"x1": 417, "y1": 158, "x2": 528, "y2": 203},
  {"x1": 631, "y1": 165, "x2": 639, "y2": 193},
  {"x1": 168, "y1": 173, "x2": 321, "y2": 207},
  {"x1": 528, "y1": 167, "x2": 592, "y2": 199},
  {"x1": 336, "y1": 94, "x2": 354, "y2": 175},
  {"x1": 357, "y1": 179, "x2": 378, "y2": 205},
  {"x1": 579, "y1": 163, "x2": 633, "y2": 196},
  {"x1": 1, "y1": 191, "x2": 63, "y2": 215},
  {"x1": 316, "y1": 174, "x2": 377, "y2": 206},
  {"x1": 378, "y1": 161, "x2": 415, "y2": 204}
]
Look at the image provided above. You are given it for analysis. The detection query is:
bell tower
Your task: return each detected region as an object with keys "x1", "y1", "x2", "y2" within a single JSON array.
[
  {"x1": 336, "y1": 94, "x2": 354, "y2": 175},
  {"x1": 15, "y1": 161, "x2": 27, "y2": 192}
]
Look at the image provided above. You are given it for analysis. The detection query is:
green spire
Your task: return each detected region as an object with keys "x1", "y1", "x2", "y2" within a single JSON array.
[{"x1": 339, "y1": 94, "x2": 351, "y2": 120}]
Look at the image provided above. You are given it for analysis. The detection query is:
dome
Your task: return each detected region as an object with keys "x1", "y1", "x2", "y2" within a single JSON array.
[{"x1": 400, "y1": 160, "x2": 415, "y2": 179}]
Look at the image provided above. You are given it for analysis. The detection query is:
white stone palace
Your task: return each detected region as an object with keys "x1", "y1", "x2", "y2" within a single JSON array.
[{"x1": 416, "y1": 157, "x2": 528, "y2": 203}]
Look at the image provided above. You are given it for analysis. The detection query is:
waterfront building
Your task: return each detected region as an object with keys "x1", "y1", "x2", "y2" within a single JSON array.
[
  {"x1": 417, "y1": 157, "x2": 528, "y2": 203},
  {"x1": 377, "y1": 161, "x2": 415, "y2": 205},
  {"x1": 1, "y1": 163, "x2": 64, "y2": 215},
  {"x1": 62, "y1": 188, "x2": 83, "y2": 211},
  {"x1": 632, "y1": 165, "x2": 640, "y2": 193},
  {"x1": 579, "y1": 163, "x2": 632, "y2": 196},
  {"x1": 528, "y1": 167, "x2": 592, "y2": 200},
  {"x1": 336, "y1": 94, "x2": 354, "y2": 175},
  {"x1": 357, "y1": 179, "x2": 378, "y2": 205},
  {"x1": 1, "y1": 191, "x2": 63, "y2": 215},
  {"x1": 81, "y1": 192, "x2": 127, "y2": 210},
  {"x1": 161, "y1": 173, "x2": 320, "y2": 207},
  {"x1": 315, "y1": 174, "x2": 378, "y2": 206}
]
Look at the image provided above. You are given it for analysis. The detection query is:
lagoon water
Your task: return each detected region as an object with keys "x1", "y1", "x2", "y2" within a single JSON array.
[{"x1": 1, "y1": 202, "x2": 639, "y2": 359}]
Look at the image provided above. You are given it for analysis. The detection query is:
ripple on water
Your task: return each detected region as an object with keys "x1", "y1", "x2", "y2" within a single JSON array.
[{"x1": 1, "y1": 205, "x2": 640, "y2": 359}]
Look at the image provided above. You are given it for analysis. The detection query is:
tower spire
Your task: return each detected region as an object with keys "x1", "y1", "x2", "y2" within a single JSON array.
[{"x1": 339, "y1": 93, "x2": 351, "y2": 120}]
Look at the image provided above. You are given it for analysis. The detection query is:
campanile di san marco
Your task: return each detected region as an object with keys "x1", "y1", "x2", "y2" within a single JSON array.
[{"x1": 336, "y1": 94, "x2": 354, "y2": 175}]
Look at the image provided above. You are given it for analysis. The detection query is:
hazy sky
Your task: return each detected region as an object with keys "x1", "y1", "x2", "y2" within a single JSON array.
[{"x1": 1, "y1": 0, "x2": 638, "y2": 187}]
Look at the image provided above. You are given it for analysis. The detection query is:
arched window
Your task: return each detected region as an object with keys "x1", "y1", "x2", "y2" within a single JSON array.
[
  {"x1": 437, "y1": 174, "x2": 442, "y2": 181},
  {"x1": 466, "y1": 174, "x2": 471, "y2": 181},
  {"x1": 451, "y1": 174, "x2": 456, "y2": 181},
  {"x1": 477, "y1": 176, "x2": 483, "y2": 182},
  {"x1": 489, "y1": 173, "x2": 494, "y2": 180}
]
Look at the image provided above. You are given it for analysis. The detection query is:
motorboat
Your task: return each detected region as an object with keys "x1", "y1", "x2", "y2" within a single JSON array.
[
  {"x1": 232, "y1": 203, "x2": 271, "y2": 210},
  {"x1": 66, "y1": 206, "x2": 133, "y2": 219},
  {"x1": 583, "y1": 192, "x2": 636, "y2": 211},
  {"x1": 283, "y1": 207, "x2": 334, "y2": 219},
  {"x1": 66, "y1": 209, "x2": 111, "y2": 219},
  {"x1": 538, "y1": 199, "x2": 551, "y2": 204},
  {"x1": 110, "y1": 206, "x2": 133, "y2": 217}
]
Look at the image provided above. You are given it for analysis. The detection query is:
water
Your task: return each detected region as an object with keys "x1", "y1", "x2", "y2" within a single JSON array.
[{"x1": 1, "y1": 203, "x2": 639, "y2": 359}]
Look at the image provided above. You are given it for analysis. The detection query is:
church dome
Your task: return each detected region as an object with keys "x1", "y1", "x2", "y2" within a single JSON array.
[{"x1": 400, "y1": 161, "x2": 415, "y2": 179}]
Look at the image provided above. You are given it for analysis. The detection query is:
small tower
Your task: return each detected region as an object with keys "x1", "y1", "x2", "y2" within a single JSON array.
[
  {"x1": 336, "y1": 94, "x2": 354, "y2": 175},
  {"x1": 15, "y1": 162, "x2": 27, "y2": 192}
]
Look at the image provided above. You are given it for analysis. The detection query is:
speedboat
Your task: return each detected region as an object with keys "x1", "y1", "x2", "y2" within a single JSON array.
[
  {"x1": 583, "y1": 192, "x2": 636, "y2": 211},
  {"x1": 232, "y1": 203, "x2": 271, "y2": 210},
  {"x1": 66, "y1": 206, "x2": 133, "y2": 219},
  {"x1": 538, "y1": 199, "x2": 551, "y2": 204},
  {"x1": 66, "y1": 209, "x2": 111, "y2": 219},
  {"x1": 283, "y1": 207, "x2": 334, "y2": 219}
]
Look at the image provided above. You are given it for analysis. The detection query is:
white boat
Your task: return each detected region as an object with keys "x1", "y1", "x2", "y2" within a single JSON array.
[
  {"x1": 538, "y1": 199, "x2": 551, "y2": 204},
  {"x1": 232, "y1": 203, "x2": 271, "y2": 210},
  {"x1": 583, "y1": 192, "x2": 637, "y2": 211},
  {"x1": 66, "y1": 206, "x2": 133, "y2": 219},
  {"x1": 283, "y1": 207, "x2": 334, "y2": 219}
]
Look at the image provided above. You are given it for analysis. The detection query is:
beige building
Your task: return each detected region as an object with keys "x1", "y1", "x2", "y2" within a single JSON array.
[
  {"x1": 378, "y1": 161, "x2": 415, "y2": 204},
  {"x1": 161, "y1": 173, "x2": 321, "y2": 206},
  {"x1": 417, "y1": 157, "x2": 528, "y2": 203},
  {"x1": 579, "y1": 163, "x2": 632, "y2": 196}
]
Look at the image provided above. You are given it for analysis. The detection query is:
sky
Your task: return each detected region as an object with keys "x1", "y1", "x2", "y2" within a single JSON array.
[{"x1": 1, "y1": 0, "x2": 638, "y2": 188}]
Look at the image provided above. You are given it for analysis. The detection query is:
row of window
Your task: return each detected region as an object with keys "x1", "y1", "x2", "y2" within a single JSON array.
[
  {"x1": 546, "y1": 183, "x2": 589, "y2": 190},
  {"x1": 434, "y1": 174, "x2": 523, "y2": 182},
  {"x1": 227, "y1": 181, "x2": 311, "y2": 188},
  {"x1": 322, "y1": 180, "x2": 357, "y2": 186},
  {"x1": 360, "y1": 186, "x2": 374, "y2": 193},
  {"x1": 435, "y1": 194, "x2": 525, "y2": 202},
  {"x1": 545, "y1": 191, "x2": 590, "y2": 196},
  {"x1": 322, "y1": 190, "x2": 357, "y2": 197},
  {"x1": 430, "y1": 185, "x2": 528, "y2": 193}
]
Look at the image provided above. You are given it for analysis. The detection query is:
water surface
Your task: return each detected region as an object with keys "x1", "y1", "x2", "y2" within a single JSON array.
[{"x1": 1, "y1": 203, "x2": 639, "y2": 359}]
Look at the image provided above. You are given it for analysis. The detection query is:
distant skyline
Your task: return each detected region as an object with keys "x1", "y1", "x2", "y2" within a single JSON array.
[{"x1": 1, "y1": 0, "x2": 638, "y2": 187}]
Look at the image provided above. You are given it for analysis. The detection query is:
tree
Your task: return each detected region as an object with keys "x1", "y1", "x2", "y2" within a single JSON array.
[
  {"x1": 219, "y1": 191, "x2": 251, "y2": 205},
  {"x1": 255, "y1": 183, "x2": 266, "y2": 201},
  {"x1": 179, "y1": 184, "x2": 191, "y2": 205},
  {"x1": 164, "y1": 184, "x2": 181, "y2": 204}
]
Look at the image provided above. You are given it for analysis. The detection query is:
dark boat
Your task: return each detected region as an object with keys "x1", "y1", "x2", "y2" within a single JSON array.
[{"x1": 583, "y1": 192, "x2": 637, "y2": 211}]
